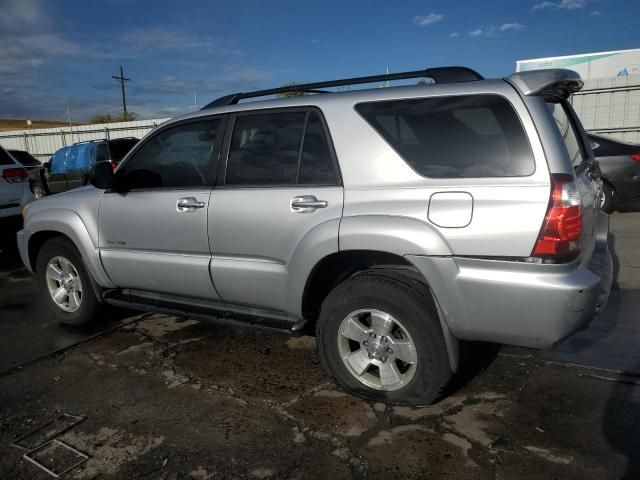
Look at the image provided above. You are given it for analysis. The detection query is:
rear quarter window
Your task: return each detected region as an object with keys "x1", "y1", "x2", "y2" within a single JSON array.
[
  {"x1": 356, "y1": 94, "x2": 535, "y2": 178},
  {"x1": 1, "y1": 147, "x2": 17, "y2": 165}
]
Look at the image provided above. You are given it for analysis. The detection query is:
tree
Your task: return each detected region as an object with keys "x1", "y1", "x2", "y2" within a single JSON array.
[
  {"x1": 276, "y1": 82, "x2": 305, "y2": 98},
  {"x1": 89, "y1": 112, "x2": 138, "y2": 124}
]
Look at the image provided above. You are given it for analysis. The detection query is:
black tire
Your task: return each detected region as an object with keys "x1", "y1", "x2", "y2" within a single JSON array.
[
  {"x1": 316, "y1": 270, "x2": 451, "y2": 406},
  {"x1": 36, "y1": 237, "x2": 99, "y2": 326},
  {"x1": 600, "y1": 182, "x2": 615, "y2": 214}
]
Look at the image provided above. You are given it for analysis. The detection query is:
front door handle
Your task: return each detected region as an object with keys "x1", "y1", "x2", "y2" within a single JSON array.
[
  {"x1": 291, "y1": 195, "x2": 328, "y2": 212},
  {"x1": 177, "y1": 197, "x2": 205, "y2": 212}
]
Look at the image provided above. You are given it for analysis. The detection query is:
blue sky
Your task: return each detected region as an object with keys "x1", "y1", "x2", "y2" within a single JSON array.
[{"x1": 1, "y1": 0, "x2": 639, "y2": 120}]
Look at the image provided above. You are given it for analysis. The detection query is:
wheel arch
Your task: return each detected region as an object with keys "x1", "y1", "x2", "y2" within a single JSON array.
[
  {"x1": 24, "y1": 209, "x2": 115, "y2": 289},
  {"x1": 301, "y1": 249, "x2": 460, "y2": 372}
]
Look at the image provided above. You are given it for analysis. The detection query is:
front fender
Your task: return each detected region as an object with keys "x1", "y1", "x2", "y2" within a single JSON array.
[
  {"x1": 22, "y1": 209, "x2": 115, "y2": 288},
  {"x1": 339, "y1": 215, "x2": 452, "y2": 256}
]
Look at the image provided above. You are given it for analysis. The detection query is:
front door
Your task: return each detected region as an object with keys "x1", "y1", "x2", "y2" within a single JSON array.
[
  {"x1": 98, "y1": 117, "x2": 225, "y2": 300},
  {"x1": 209, "y1": 108, "x2": 343, "y2": 311}
]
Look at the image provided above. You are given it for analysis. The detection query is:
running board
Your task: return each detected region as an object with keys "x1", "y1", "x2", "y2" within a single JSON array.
[{"x1": 102, "y1": 289, "x2": 308, "y2": 335}]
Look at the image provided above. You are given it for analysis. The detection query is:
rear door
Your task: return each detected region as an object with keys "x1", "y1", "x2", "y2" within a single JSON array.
[
  {"x1": 208, "y1": 108, "x2": 343, "y2": 311},
  {"x1": 45, "y1": 147, "x2": 69, "y2": 193},
  {"x1": 98, "y1": 117, "x2": 225, "y2": 300},
  {"x1": 65, "y1": 144, "x2": 95, "y2": 190},
  {"x1": 548, "y1": 100, "x2": 600, "y2": 252}
]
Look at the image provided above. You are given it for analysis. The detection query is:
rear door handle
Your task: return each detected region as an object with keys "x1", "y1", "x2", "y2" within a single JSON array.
[
  {"x1": 177, "y1": 197, "x2": 205, "y2": 212},
  {"x1": 291, "y1": 195, "x2": 328, "y2": 212}
]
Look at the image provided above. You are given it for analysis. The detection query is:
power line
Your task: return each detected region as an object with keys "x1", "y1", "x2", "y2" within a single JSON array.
[{"x1": 112, "y1": 65, "x2": 131, "y2": 116}]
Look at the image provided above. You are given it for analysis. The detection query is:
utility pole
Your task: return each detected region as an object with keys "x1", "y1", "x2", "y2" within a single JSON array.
[{"x1": 112, "y1": 65, "x2": 130, "y2": 117}]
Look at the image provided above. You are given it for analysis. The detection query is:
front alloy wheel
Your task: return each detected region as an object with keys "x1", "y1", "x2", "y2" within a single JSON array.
[
  {"x1": 45, "y1": 256, "x2": 83, "y2": 312},
  {"x1": 36, "y1": 237, "x2": 99, "y2": 326}
]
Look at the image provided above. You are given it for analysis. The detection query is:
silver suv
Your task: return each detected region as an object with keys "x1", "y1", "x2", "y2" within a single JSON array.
[{"x1": 17, "y1": 67, "x2": 612, "y2": 405}]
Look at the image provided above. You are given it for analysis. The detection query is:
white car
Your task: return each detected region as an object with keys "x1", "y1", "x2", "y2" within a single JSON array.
[{"x1": 1, "y1": 145, "x2": 34, "y2": 223}]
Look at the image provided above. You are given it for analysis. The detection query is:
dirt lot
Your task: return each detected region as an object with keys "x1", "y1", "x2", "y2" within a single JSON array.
[{"x1": 0, "y1": 214, "x2": 639, "y2": 479}]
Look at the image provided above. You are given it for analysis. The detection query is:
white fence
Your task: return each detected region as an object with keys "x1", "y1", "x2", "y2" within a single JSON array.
[
  {"x1": 0, "y1": 118, "x2": 169, "y2": 162},
  {"x1": 571, "y1": 77, "x2": 640, "y2": 144}
]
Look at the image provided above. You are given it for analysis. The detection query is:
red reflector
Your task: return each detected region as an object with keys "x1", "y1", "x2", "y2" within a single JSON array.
[
  {"x1": 532, "y1": 174, "x2": 582, "y2": 259},
  {"x1": 2, "y1": 167, "x2": 29, "y2": 183},
  {"x1": 631, "y1": 153, "x2": 640, "y2": 163},
  {"x1": 111, "y1": 161, "x2": 117, "y2": 171}
]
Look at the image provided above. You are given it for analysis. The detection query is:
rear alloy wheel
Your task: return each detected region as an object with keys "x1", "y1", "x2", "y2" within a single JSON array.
[
  {"x1": 600, "y1": 182, "x2": 614, "y2": 213},
  {"x1": 337, "y1": 308, "x2": 418, "y2": 391},
  {"x1": 317, "y1": 271, "x2": 451, "y2": 406},
  {"x1": 36, "y1": 237, "x2": 99, "y2": 326},
  {"x1": 32, "y1": 182, "x2": 45, "y2": 199}
]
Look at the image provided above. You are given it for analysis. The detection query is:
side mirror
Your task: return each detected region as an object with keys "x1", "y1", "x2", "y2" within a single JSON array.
[{"x1": 89, "y1": 162, "x2": 115, "y2": 190}]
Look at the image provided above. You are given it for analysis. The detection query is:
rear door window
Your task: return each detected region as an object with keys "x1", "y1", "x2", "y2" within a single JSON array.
[
  {"x1": 548, "y1": 101, "x2": 585, "y2": 167},
  {"x1": 298, "y1": 112, "x2": 338, "y2": 185},
  {"x1": 226, "y1": 112, "x2": 306, "y2": 186},
  {"x1": 225, "y1": 109, "x2": 339, "y2": 186},
  {"x1": 356, "y1": 94, "x2": 535, "y2": 178}
]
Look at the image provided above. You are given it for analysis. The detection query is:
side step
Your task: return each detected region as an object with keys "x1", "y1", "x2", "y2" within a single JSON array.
[{"x1": 103, "y1": 289, "x2": 308, "y2": 336}]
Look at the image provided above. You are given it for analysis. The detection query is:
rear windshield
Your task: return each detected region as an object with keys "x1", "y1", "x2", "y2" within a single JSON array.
[
  {"x1": 356, "y1": 94, "x2": 535, "y2": 178},
  {"x1": 0, "y1": 147, "x2": 16, "y2": 165},
  {"x1": 548, "y1": 101, "x2": 585, "y2": 167},
  {"x1": 9, "y1": 150, "x2": 40, "y2": 166},
  {"x1": 108, "y1": 138, "x2": 139, "y2": 161}
]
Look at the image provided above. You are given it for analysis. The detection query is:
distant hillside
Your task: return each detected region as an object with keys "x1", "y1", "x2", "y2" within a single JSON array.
[{"x1": 0, "y1": 119, "x2": 85, "y2": 132}]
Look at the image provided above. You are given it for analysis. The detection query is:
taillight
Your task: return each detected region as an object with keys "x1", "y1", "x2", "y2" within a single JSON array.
[
  {"x1": 631, "y1": 153, "x2": 640, "y2": 163},
  {"x1": 111, "y1": 161, "x2": 118, "y2": 171},
  {"x1": 532, "y1": 174, "x2": 582, "y2": 260},
  {"x1": 2, "y1": 167, "x2": 29, "y2": 183}
]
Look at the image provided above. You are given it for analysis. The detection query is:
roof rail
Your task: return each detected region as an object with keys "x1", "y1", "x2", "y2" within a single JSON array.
[{"x1": 201, "y1": 66, "x2": 484, "y2": 109}]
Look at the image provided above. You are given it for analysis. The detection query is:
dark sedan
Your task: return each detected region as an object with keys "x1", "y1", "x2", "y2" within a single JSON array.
[{"x1": 590, "y1": 133, "x2": 640, "y2": 213}]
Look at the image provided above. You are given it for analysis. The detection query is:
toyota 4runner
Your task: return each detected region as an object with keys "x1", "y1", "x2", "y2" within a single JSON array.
[{"x1": 17, "y1": 67, "x2": 613, "y2": 405}]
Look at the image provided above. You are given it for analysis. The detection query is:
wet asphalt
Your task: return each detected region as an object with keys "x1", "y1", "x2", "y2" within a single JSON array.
[{"x1": 0, "y1": 213, "x2": 638, "y2": 479}]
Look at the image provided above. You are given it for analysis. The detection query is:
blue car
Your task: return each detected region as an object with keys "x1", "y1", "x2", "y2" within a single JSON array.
[{"x1": 29, "y1": 137, "x2": 138, "y2": 199}]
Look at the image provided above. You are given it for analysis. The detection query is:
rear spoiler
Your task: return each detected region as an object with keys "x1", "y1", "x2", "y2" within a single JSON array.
[{"x1": 505, "y1": 69, "x2": 583, "y2": 99}]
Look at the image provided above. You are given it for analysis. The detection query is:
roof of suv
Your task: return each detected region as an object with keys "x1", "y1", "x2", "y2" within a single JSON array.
[{"x1": 165, "y1": 68, "x2": 583, "y2": 127}]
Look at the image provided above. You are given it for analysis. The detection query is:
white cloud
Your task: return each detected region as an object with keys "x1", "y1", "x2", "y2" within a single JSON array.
[
  {"x1": 559, "y1": 0, "x2": 587, "y2": 9},
  {"x1": 499, "y1": 22, "x2": 526, "y2": 32},
  {"x1": 532, "y1": 2, "x2": 555, "y2": 11},
  {"x1": 589, "y1": 10, "x2": 600, "y2": 15},
  {"x1": 469, "y1": 26, "x2": 497, "y2": 37},
  {"x1": 532, "y1": 0, "x2": 587, "y2": 11},
  {"x1": 413, "y1": 13, "x2": 444, "y2": 26},
  {"x1": 449, "y1": 32, "x2": 460, "y2": 38}
]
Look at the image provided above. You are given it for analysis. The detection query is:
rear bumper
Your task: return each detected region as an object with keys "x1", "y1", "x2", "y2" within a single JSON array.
[{"x1": 407, "y1": 212, "x2": 613, "y2": 349}]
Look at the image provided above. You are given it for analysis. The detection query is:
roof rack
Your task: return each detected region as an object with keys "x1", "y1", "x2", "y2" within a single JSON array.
[{"x1": 201, "y1": 66, "x2": 484, "y2": 109}]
